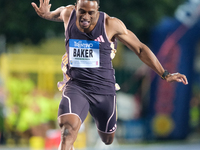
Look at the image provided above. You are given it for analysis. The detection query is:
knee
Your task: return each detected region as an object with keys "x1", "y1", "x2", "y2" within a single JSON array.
[
  {"x1": 103, "y1": 138, "x2": 113, "y2": 145},
  {"x1": 101, "y1": 136, "x2": 114, "y2": 145},
  {"x1": 60, "y1": 124, "x2": 73, "y2": 141},
  {"x1": 98, "y1": 130, "x2": 115, "y2": 145},
  {"x1": 58, "y1": 115, "x2": 82, "y2": 141},
  {"x1": 104, "y1": 140, "x2": 113, "y2": 145},
  {"x1": 59, "y1": 121, "x2": 80, "y2": 143}
]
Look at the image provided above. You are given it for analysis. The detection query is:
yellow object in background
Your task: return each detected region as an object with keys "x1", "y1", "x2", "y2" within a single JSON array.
[
  {"x1": 0, "y1": 53, "x2": 63, "y2": 93},
  {"x1": 29, "y1": 136, "x2": 44, "y2": 150},
  {"x1": 74, "y1": 124, "x2": 87, "y2": 149},
  {"x1": 74, "y1": 132, "x2": 87, "y2": 149},
  {"x1": 152, "y1": 114, "x2": 174, "y2": 137}
]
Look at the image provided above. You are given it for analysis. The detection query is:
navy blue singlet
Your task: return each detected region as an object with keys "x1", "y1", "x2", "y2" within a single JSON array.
[{"x1": 58, "y1": 9, "x2": 118, "y2": 95}]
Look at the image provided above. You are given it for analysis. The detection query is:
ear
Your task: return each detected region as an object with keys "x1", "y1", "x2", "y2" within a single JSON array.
[{"x1": 75, "y1": 3, "x2": 77, "y2": 10}]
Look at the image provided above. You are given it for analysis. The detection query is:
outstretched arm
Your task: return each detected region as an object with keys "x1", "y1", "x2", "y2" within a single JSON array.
[
  {"x1": 109, "y1": 18, "x2": 188, "y2": 85},
  {"x1": 118, "y1": 30, "x2": 187, "y2": 84},
  {"x1": 31, "y1": 0, "x2": 65, "y2": 22}
]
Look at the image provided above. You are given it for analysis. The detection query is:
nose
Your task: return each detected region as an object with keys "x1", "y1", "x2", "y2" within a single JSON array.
[{"x1": 83, "y1": 13, "x2": 90, "y2": 20}]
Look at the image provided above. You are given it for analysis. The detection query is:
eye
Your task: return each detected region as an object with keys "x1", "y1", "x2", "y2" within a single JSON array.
[
  {"x1": 79, "y1": 9, "x2": 86, "y2": 14},
  {"x1": 88, "y1": 11, "x2": 95, "y2": 15}
]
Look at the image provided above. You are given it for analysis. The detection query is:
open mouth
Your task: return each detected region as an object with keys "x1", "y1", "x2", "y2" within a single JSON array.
[{"x1": 80, "y1": 20, "x2": 90, "y2": 28}]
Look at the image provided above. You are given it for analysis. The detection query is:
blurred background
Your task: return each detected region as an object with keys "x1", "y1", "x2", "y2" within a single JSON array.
[{"x1": 0, "y1": 0, "x2": 200, "y2": 149}]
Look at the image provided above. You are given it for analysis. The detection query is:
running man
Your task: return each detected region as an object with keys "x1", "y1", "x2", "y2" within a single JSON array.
[{"x1": 31, "y1": 0, "x2": 188, "y2": 150}]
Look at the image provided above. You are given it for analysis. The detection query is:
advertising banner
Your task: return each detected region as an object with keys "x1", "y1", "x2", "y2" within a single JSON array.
[{"x1": 147, "y1": 0, "x2": 200, "y2": 139}]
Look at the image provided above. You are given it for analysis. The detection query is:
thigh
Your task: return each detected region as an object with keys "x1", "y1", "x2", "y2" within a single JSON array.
[
  {"x1": 89, "y1": 94, "x2": 117, "y2": 133},
  {"x1": 58, "y1": 85, "x2": 90, "y2": 123}
]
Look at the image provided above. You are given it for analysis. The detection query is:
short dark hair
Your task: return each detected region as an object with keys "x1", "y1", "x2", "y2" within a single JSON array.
[{"x1": 76, "y1": 0, "x2": 100, "y2": 5}]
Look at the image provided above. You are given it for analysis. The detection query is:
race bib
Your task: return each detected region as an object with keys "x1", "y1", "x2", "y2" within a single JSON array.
[{"x1": 69, "y1": 39, "x2": 100, "y2": 68}]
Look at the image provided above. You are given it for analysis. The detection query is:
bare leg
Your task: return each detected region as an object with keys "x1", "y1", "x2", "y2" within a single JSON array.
[
  {"x1": 58, "y1": 114, "x2": 82, "y2": 150},
  {"x1": 98, "y1": 130, "x2": 115, "y2": 145}
]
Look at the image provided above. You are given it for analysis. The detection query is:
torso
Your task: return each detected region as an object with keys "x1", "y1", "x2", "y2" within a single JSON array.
[{"x1": 61, "y1": 9, "x2": 118, "y2": 94}]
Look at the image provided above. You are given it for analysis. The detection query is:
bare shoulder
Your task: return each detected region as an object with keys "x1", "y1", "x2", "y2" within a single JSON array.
[
  {"x1": 61, "y1": 5, "x2": 75, "y2": 22},
  {"x1": 105, "y1": 14, "x2": 128, "y2": 38}
]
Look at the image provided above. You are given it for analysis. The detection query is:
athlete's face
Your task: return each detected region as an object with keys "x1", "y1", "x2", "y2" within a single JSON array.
[{"x1": 75, "y1": 0, "x2": 99, "y2": 32}]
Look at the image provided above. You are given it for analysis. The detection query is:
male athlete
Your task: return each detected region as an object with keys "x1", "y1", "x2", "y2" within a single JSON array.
[{"x1": 31, "y1": 0, "x2": 188, "y2": 150}]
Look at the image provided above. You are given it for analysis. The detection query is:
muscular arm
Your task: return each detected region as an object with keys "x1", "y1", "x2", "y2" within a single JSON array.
[
  {"x1": 117, "y1": 29, "x2": 165, "y2": 77},
  {"x1": 106, "y1": 16, "x2": 188, "y2": 84}
]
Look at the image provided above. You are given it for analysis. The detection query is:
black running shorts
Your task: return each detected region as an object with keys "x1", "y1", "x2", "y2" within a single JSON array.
[{"x1": 58, "y1": 85, "x2": 117, "y2": 133}]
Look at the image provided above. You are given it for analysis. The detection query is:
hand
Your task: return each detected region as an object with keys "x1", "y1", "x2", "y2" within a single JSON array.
[
  {"x1": 31, "y1": 0, "x2": 51, "y2": 18},
  {"x1": 165, "y1": 73, "x2": 188, "y2": 85}
]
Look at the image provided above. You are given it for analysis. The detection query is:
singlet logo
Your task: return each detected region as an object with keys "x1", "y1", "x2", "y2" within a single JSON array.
[
  {"x1": 69, "y1": 39, "x2": 100, "y2": 68},
  {"x1": 94, "y1": 35, "x2": 105, "y2": 42}
]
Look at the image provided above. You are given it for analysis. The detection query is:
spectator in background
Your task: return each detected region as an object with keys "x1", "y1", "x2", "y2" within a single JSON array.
[{"x1": 4, "y1": 75, "x2": 59, "y2": 144}]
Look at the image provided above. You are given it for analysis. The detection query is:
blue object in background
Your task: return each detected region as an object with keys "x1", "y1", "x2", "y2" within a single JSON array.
[
  {"x1": 123, "y1": 119, "x2": 144, "y2": 141},
  {"x1": 146, "y1": 0, "x2": 200, "y2": 140}
]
